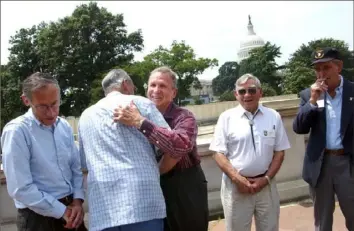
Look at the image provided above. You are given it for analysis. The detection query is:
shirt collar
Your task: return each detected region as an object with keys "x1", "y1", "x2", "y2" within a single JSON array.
[
  {"x1": 337, "y1": 75, "x2": 344, "y2": 92},
  {"x1": 235, "y1": 104, "x2": 264, "y2": 118},
  {"x1": 106, "y1": 91, "x2": 122, "y2": 97},
  {"x1": 163, "y1": 102, "x2": 176, "y2": 119},
  {"x1": 26, "y1": 108, "x2": 60, "y2": 128}
]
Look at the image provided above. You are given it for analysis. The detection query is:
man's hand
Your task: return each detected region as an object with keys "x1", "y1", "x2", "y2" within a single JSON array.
[
  {"x1": 113, "y1": 101, "x2": 144, "y2": 128},
  {"x1": 62, "y1": 207, "x2": 73, "y2": 228},
  {"x1": 66, "y1": 199, "x2": 84, "y2": 229},
  {"x1": 247, "y1": 177, "x2": 268, "y2": 193},
  {"x1": 159, "y1": 154, "x2": 181, "y2": 174},
  {"x1": 310, "y1": 77, "x2": 328, "y2": 104},
  {"x1": 233, "y1": 174, "x2": 254, "y2": 194}
]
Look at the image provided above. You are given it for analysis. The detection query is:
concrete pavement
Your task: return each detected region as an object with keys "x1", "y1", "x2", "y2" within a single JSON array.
[
  {"x1": 1, "y1": 201, "x2": 347, "y2": 231},
  {"x1": 208, "y1": 201, "x2": 346, "y2": 231}
]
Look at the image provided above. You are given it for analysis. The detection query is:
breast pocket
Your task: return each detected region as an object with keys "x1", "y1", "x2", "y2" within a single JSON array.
[{"x1": 261, "y1": 130, "x2": 276, "y2": 146}]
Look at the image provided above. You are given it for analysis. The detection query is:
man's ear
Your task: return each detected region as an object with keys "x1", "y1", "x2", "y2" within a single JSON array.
[{"x1": 20, "y1": 94, "x2": 30, "y2": 106}]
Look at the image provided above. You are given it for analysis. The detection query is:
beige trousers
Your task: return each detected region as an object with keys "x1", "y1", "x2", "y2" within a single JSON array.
[{"x1": 220, "y1": 176, "x2": 280, "y2": 231}]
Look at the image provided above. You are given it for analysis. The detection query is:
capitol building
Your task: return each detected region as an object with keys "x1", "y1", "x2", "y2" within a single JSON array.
[
  {"x1": 186, "y1": 15, "x2": 265, "y2": 104},
  {"x1": 237, "y1": 15, "x2": 265, "y2": 62}
]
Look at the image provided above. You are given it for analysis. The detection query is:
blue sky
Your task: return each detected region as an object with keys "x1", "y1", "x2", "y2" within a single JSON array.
[{"x1": 1, "y1": 1, "x2": 353, "y2": 80}]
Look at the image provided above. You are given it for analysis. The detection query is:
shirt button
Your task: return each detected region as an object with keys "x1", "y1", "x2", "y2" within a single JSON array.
[
  {"x1": 143, "y1": 130, "x2": 146, "y2": 133},
  {"x1": 185, "y1": 145, "x2": 188, "y2": 148},
  {"x1": 156, "y1": 141, "x2": 159, "y2": 144}
]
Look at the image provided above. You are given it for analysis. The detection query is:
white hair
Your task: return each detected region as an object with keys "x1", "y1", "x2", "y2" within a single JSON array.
[{"x1": 235, "y1": 73, "x2": 262, "y2": 90}]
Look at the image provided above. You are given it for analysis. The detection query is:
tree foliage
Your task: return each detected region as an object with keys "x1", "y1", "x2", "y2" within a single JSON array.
[
  {"x1": 35, "y1": 2, "x2": 144, "y2": 115},
  {"x1": 282, "y1": 38, "x2": 354, "y2": 94},
  {"x1": 219, "y1": 90, "x2": 236, "y2": 101},
  {"x1": 142, "y1": 40, "x2": 218, "y2": 103},
  {"x1": 238, "y1": 42, "x2": 282, "y2": 95},
  {"x1": 212, "y1": 61, "x2": 239, "y2": 96}
]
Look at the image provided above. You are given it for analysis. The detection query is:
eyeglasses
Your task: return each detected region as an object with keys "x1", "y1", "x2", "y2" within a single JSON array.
[
  {"x1": 33, "y1": 101, "x2": 61, "y2": 112},
  {"x1": 237, "y1": 88, "x2": 257, "y2": 96}
]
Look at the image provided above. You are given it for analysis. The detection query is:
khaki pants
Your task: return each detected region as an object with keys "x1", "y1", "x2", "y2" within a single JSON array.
[{"x1": 220, "y1": 176, "x2": 280, "y2": 231}]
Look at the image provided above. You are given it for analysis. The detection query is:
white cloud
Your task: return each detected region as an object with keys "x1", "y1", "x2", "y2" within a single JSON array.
[{"x1": 1, "y1": 1, "x2": 353, "y2": 80}]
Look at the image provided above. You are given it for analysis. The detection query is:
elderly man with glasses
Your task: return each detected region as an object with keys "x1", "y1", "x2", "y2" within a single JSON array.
[
  {"x1": 209, "y1": 73, "x2": 291, "y2": 231},
  {"x1": 1, "y1": 72, "x2": 87, "y2": 231}
]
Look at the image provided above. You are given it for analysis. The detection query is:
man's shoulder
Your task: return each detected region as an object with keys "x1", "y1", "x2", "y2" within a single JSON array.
[
  {"x1": 172, "y1": 104, "x2": 196, "y2": 119},
  {"x1": 2, "y1": 114, "x2": 31, "y2": 135},
  {"x1": 57, "y1": 117, "x2": 73, "y2": 131},
  {"x1": 260, "y1": 105, "x2": 281, "y2": 119},
  {"x1": 299, "y1": 88, "x2": 311, "y2": 99},
  {"x1": 131, "y1": 95, "x2": 154, "y2": 106},
  {"x1": 218, "y1": 107, "x2": 239, "y2": 120}
]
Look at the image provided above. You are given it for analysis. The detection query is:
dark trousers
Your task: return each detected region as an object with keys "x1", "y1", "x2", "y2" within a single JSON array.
[
  {"x1": 17, "y1": 194, "x2": 88, "y2": 231},
  {"x1": 311, "y1": 154, "x2": 354, "y2": 231},
  {"x1": 161, "y1": 164, "x2": 209, "y2": 231}
]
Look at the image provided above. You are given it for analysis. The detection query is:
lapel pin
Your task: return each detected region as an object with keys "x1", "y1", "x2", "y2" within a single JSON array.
[{"x1": 350, "y1": 97, "x2": 353, "y2": 101}]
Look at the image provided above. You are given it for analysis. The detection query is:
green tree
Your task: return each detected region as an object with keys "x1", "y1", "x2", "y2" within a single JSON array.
[
  {"x1": 35, "y1": 2, "x2": 144, "y2": 116},
  {"x1": 1, "y1": 24, "x2": 47, "y2": 132},
  {"x1": 212, "y1": 61, "x2": 239, "y2": 96},
  {"x1": 143, "y1": 40, "x2": 218, "y2": 104},
  {"x1": 219, "y1": 90, "x2": 236, "y2": 101},
  {"x1": 238, "y1": 42, "x2": 282, "y2": 93},
  {"x1": 282, "y1": 38, "x2": 354, "y2": 94}
]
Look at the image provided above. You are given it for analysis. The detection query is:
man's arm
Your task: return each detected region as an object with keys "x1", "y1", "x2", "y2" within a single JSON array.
[
  {"x1": 209, "y1": 113, "x2": 253, "y2": 193},
  {"x1": 68, "y1": 125, "x2": 85, "y2": 201},
  {"x1": 213, "y1": 152, "x2": 240, "y2": 182},
  {"x1": 293, "y1": 90, "x2": 319, "y2": 134},
  {"x1": 267, "y1": 113, "x2": 291, "y2": 179},
  {"x1": 1, "y1": 124, "x2": 66, "y2": 219},
  {"x1": 140, "y1": 110, "x2": 197, "y2": 159}
]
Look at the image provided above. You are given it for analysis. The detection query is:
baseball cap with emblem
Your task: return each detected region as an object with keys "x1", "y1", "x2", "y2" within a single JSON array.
[{"x1": 311, "y1": 47, "x2": 342, "y2": 65}]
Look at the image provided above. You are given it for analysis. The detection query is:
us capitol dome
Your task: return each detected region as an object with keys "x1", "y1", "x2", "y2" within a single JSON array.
[{"x1": 237, "y1": 15, "x2": 265, "y2": 62}]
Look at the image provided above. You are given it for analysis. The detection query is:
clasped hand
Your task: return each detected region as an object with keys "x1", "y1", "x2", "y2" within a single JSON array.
[
  {"x1": 233, "y1": 175, "x2": 268, "y2": 194},
  {"x1": 62, "y1": 200, "x2": 84, "y2": 229}
]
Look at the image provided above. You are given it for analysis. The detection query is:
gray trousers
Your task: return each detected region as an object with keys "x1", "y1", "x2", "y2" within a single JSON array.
[{"x1": 310, "y1": 154, "x2": 354, "y2": 231}]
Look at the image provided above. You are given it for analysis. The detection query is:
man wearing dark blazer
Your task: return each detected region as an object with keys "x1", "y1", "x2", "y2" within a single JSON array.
[{"x1": 293, "y1": 47, "x2": 354, "y2": 231}]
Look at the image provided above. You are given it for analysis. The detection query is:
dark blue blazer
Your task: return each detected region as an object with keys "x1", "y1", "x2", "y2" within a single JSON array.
[{"x1": 293, "y1": 79, "x2": 354, "y2": 187}]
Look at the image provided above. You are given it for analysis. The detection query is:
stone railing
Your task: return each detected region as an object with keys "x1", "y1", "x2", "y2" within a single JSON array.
[{"x1": 0, "y1": 96, "x2": 310, "y2": 223}]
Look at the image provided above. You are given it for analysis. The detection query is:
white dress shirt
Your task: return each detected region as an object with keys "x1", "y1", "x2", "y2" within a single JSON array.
[{"x1": 209, "y1": 104, "x2": 291, "y2": 177}]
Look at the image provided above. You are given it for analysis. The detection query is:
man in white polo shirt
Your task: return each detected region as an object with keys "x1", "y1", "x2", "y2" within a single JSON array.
[{"x1": 209, "y1": 73, "x2": 291, "y2": 231}]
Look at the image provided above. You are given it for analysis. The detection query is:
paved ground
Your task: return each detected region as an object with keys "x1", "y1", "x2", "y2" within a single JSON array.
[
  {"x1": 208, "y1": 201, "x2": 346, "y2": 231},
  {"x1": 1, "y1": 201, "x2": 346, "y2": 231}
]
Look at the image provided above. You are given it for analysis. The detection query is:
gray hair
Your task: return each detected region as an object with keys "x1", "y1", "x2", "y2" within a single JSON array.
[
  {"x1": 102, "y1": 69, "x2": 132, "y2": 95},
  {"x1": 22, "y1": 72, "x2": 60, "y2": 100},
  {"x1": 149, "y1": 66, "x2": 178, "y2": 89},
  {"x1": 235, "y1": 73, "x2": 262, "y2": 90}
]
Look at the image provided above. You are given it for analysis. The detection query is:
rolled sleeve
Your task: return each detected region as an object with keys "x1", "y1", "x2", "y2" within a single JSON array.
[
  {"x1": 209, "y1": 113, "x2": 228, "y2": 154},
  {"x1": 274, "y1": 113, "x2": 291, "y2": 151}
]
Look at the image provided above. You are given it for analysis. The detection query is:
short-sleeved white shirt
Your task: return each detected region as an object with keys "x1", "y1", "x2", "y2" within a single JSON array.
[{"x1": 209, "y1": 104, "x2": 291, "y2": 177}]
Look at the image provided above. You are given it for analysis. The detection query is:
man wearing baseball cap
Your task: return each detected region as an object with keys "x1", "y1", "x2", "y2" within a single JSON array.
[{"x1": 293, "y1": 47, "x2": 354, "y2": 231}]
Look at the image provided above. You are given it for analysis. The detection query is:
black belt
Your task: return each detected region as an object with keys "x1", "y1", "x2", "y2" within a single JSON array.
[
  {"x1": 58, "y1": 194, "x2": 74, "y2": 206},
  {"x1": 246, "y1": 172, "x2": 267, "y2": 179}
]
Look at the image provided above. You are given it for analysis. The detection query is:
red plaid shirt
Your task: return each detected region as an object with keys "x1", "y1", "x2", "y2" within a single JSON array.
[{"x1": 139, "y1": 102, "x2": 201, "y2": 169}]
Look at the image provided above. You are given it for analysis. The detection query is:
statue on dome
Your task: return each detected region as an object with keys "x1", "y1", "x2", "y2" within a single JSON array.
[{"x1": 248, "y1": 15, "x2": 252, "y2": 25}]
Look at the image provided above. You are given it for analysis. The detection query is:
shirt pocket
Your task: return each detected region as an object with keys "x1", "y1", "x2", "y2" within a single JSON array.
[{"x1": 261, "y1": 130, "x2": 276, "y2": 146}]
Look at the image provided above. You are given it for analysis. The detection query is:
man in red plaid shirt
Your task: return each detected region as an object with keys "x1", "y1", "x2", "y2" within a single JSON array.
[{"x1": 114, "y1": 66, "x2": 209, "y2": 231}]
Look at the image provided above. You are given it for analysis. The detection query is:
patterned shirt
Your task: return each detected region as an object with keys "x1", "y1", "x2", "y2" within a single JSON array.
[
  {"x1": 1, "y1": 109, "x2": 84, "y2": 219},
  {"x1": 78, "y1": 91, "x2": 170, "y2": 231},
  {"x1": 139, "y1": 102, "x2": 201, "y2": 169}
]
